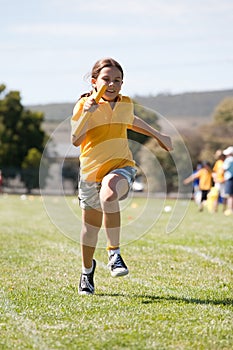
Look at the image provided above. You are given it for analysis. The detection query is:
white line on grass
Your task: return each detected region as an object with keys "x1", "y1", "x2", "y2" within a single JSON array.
[{"x1": 169, "y1": 245, "x2": 233, "y2": 271}]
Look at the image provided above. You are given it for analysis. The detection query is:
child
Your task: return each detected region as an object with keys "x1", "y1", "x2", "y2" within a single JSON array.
[
  {"x1": 212, "y1": 150, "x2": 226, "y2": 212},
  {"x1": 222, "y1": 146, "x2": 233, "y2": 216},
  {"x1": 183, "y1": 161, "x2": 213, "y2": 212},
  {"x1": 71, "y1": 57, "x2": 173, "y2": 295}
]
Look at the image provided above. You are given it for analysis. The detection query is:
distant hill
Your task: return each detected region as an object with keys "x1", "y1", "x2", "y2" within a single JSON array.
[
  {"x1": 28, "y1": 103, "x2": 74, "y2": 121},
  {"x1": 134, "y1": 89, "x2": 233, "y2": 118},
  {"x1": 27, "y1": 89, "x2": 233, "y2": 122}
]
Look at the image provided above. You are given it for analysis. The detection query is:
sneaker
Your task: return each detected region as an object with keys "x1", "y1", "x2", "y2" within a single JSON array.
[
  {"x1": 78, "y1": 260, "x2": 96, "y2": 295},
  {"x1": 108, "y1": 253, "x2": 129, "y2": 277},
  {"x1": 224, "y1": 209, "x2": 233, "y2": 216}
]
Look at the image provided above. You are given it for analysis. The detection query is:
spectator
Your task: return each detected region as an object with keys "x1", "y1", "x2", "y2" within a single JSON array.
[
  {"x1": 212, "y1": 150, "x2": 226, "y2": 212},
  {"x1": 222, "y1": 146, "x2": 233, "y2": 216},
  {"x1": 192, "y1": 162, "x2": 202, "y2": 204},
  {"x1": 183, "y1": 161, "x2": 213, "y2": 211}
]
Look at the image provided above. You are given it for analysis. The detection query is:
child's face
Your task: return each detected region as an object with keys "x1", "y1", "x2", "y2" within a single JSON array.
[{"x1": 92, "y1": 66, "x2": 123, "y2": 101}]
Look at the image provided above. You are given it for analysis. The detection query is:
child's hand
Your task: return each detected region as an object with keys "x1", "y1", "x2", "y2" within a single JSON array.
[{"x1": 83, "y1": 97, "x2": 99, "y2": 113}]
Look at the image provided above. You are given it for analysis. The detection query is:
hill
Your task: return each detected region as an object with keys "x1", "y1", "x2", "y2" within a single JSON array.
[
  {"x1": 134, "y1": 89, "x2": 233, "y2": 118},
  {"x1": 27, "y1": 89, "x2": 233, "y2": 122}
]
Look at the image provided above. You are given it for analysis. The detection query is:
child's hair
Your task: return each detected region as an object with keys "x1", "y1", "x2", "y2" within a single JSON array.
[
  {"x1": 202, "y1": 161, "x2": 212, "y2": 170},
  {"x1": 79, "y1": 58, "x2": 124, "y2": 100},
  {"x1": 91, "y1": 57, "x2": 124, "y2": 80}
]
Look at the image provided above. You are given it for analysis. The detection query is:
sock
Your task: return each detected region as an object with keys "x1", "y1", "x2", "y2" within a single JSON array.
[
  {"x1": 82, "y1": 261, "x2": 93, "y2": 274},
  {"x1": 108, "y1": 248, "x2": 120, "y2": 257}
]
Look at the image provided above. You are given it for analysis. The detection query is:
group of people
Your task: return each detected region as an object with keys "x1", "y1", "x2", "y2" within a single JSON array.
[{"x1": 183, "y1": 146, "x2": 233, "y2": 215}]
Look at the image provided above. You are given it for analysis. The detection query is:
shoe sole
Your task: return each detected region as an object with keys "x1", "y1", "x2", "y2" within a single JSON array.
[
  {"x1": 111, "y1": 269, "x2": 129, "y2": 278},
  {"x1": 78, "y1": 290, "x2": 94, "y2": 295}
]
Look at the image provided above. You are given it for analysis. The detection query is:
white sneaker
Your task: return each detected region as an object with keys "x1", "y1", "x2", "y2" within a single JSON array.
[{"x1": 108, "y1": 254, "x2": 129, "y2": 277}]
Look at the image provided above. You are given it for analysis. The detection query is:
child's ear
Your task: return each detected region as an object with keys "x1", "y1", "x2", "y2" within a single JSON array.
[{"x1": 91, "y1": 78, "x2": 97, "y2": 88}]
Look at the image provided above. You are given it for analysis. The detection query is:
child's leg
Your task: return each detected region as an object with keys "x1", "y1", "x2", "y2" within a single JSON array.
[
  {"x1": 100, "y1": 172, "x2": 132, "y2": 277},
  {"x1": 227, "y1": 195, "x2": 233, "y2": 211},
  {"x1": 81, "y1": 208, "x2": 103, "y2": 269},
  {"x1": 100, "y1": 173, "x2": 129, "y2": 247}
]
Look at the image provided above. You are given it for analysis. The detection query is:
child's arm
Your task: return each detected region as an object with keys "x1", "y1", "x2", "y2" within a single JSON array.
[
  {"x1": 71, "y1": 98, "x2": 99, "y2": 146},
  {"x1": 183, "y1": 172, "x2": 199, "y2": 185},
  {"x1": 131, "y1": 115, "x2": 173, "y2": 151},
  {"x1": 183, "y1": 175, "x2": 195, "y2": 185}
]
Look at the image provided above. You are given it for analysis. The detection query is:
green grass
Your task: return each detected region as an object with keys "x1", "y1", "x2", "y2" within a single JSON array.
[{"x1": 0, "y1": 194, "x2": 233, "y2": 350}]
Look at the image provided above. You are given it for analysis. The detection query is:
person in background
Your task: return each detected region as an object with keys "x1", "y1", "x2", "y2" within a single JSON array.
[
  {"x1": 192, "y1": 162, "x2": 202, "y2": 205},
  {"x1": 183, "y1": 161, "x2": 213, "y2": 212},
  {"x1": 222, "y1": 146, "x2": 233, "y2": 216},
  {"x1": 212, "y1": 150, "x2": 226, "y2": 212}
]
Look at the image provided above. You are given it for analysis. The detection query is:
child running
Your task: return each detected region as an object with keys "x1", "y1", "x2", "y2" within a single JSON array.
[
  {"x1": 71, "y1": 57, "x2": 173, "y2": 295},
  {"x1": 183, "y1": 161, "x2": 213, "y2": 211}
]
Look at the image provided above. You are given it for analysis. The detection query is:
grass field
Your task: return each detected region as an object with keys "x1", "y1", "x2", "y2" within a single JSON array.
[{"x1": 0, "y1": 194, "x2": 233, "y2": 350}]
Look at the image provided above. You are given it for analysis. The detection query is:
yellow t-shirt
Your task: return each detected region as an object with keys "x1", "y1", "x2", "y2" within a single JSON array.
[
  {"x1": 196, "y1": 168, "x2": 212, "y2": 190},
  {"x1": 71, "y1": 94, "x2": 135, "y2": 182},
  {"x1": 212, "y1": 159, "x2": 224, "y2": 183}
]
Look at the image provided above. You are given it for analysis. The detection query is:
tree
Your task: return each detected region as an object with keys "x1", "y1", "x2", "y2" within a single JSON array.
[
  {"x1": 21, "y1": 148, "x2": 42, "y2": 193},
  {"x1": 213, "y1": 97, "x2": 233, "y2": 125},
  {"x1": 0, "y1": 85, "x2": 48, "y2": 191},
  {"x1": 176, "y1": 97, "x2": 233, "y2": 168},
  {"x1": 196, "y1": 97, "x2": 233, "y2": 162}
]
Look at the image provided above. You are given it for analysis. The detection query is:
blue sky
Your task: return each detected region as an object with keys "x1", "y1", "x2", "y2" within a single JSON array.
[{"x1": 1, "y1": 0, "x2": 233, "y2": 105}]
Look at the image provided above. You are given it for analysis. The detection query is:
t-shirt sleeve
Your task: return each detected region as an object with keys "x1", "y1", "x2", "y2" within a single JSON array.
[{"x1": 70, "y1": 98, "x2": 86, "y2": 136}]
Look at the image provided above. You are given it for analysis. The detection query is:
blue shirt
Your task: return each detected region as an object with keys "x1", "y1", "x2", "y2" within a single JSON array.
[{"x1": 223, "y1": 156, "x2": 233, "y2": 180}]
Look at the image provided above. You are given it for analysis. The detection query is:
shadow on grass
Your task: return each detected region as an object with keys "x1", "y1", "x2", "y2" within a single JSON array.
[
  {"x1": 97, "y1": 293, "x2": 233, "y2": 306},
  {"x1": 138, "y1": 295, "x2": 233, "y2": 306}
]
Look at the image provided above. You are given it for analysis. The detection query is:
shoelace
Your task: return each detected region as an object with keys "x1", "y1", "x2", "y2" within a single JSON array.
[
  {"x1": 81, "y1": 275, "x2": 94, "y2": 291},
  {"x1": 109, "y1": 254, "x2": 124, "y2": 268}
]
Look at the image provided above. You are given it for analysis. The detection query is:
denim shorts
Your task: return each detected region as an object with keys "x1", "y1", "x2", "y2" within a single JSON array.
[
  {"x1": 78, "y1": 166, "x2": 137, "y2": 210},
  {"x1": 225, "y1": 177, "x2": 233, "y2": 196}
]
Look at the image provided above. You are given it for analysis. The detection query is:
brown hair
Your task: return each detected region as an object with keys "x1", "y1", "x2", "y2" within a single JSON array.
[
  {"x1": 79, "y1": 58, "x2": 124, "y2": 99},
  {"x1": 91, "y1": 58, "x2": 124, "y2": 80}
]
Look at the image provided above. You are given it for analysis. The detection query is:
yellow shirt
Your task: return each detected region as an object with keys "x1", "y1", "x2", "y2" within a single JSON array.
[
  {"x1": 212, "y1": 159, "x2": 224, "y2": 183},
  {"x1": 71, "y1": 94, "x2": 135, "y2": 182},
  {"x1": 196, "y1": 168, "x2": 212, "y2": 190}
]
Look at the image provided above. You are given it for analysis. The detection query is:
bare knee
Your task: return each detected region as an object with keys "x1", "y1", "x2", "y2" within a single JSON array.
[
  {"x1": 100, "y1": 186, "x2": 117, "y2": 203},
  {"x1": 100, "y1": 174, "x2": 128, "y2": 203},
  {"x1": 99, "y1": 175, "x2": 129, "y2": 214}
]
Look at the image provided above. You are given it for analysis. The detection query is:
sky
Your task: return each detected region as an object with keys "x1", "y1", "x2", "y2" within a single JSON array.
[{"x1": 1, "y1": 0, "x2": 233, "y2": 105}]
